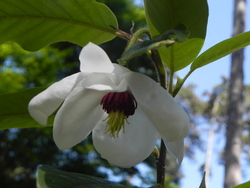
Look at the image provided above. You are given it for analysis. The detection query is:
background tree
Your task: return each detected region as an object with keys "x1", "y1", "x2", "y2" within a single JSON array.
[
  {"x1": 224, "y1": 0, "x2": 246, "y2": 187},
  {"x1": 177, "y1": 73, "x2": 250, "y2": 187}
]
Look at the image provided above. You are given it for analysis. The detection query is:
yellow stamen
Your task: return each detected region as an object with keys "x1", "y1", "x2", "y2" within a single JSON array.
[{"x1": 104, "y1": 111, "x2": 129, "y2": 138}]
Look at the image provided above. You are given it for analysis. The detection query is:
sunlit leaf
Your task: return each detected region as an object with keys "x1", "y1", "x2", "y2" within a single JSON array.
[
  {"x1": 232, "y1": 181, "x2": 250, "y2": 188},
  {"x1": 0, "y1": 87, "x2": 53, "y2": 130},
  {"x1": 0, "y1": 0, "x2": 118, "y2": 51},
  {"x1": 191, "y1": 31, "x2": 250, "y2": 71},
  {"x1": 37, "y1": 165, "x2": 127, "y2": 188},
  {"x1": 144, "y1": 0, "x2": 208, "y2": 71}
]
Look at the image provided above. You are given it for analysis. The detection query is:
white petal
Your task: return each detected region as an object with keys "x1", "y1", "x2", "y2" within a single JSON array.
[
  {"x1": 79, "y1": 42, "x2": 114, "y2": 73},
  {"x1": 28, "y1": 73, "x2": 83, "y2": 125},
  {"x1": 92, "y1": 107, "x2": 158, "y2": 168},
  {"x1": 53, "y1": 87, "x2": 105, "y2": 150},
  {"x1": 122, "y1": 72, "x2": 190, "y2": 142},
  {"x1": 83, "y1": 73, "x2": 128, "y2": 92},
  {"x1": 112, "y1": 64, "x2": 131, "y2": 74},
  {"x1": 165, "y1": 139, "x2": 185, "y2": 164}
]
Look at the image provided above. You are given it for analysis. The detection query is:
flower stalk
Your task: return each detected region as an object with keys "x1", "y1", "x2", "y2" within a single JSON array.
[
  {"x1": 157, "y1": 140, "x2": 167, "y2": 187},
  {"x1": 124, "y1": 28, "x2": 150, "y2": 51},
  {"x1": 149, "y1": 49, "x2": 168, "y2": 187}
]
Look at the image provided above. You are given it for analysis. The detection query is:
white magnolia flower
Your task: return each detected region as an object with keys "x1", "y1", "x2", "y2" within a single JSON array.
[{"x1": 28, "y1": 42, "x2": 190, "y2": 168}]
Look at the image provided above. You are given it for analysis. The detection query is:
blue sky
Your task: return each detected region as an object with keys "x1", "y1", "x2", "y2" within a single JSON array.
[{"x1": 134, "y1": 0, "x2": 250, "y2": 187}]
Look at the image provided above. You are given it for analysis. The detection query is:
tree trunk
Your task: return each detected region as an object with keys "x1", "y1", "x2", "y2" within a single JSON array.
[{"x1": 224, "y1": 0, "x2": 246, "y2": 187}]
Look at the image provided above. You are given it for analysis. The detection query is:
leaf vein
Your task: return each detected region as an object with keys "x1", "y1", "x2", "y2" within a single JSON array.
[
  {"x1": 49, "y1": 0, "x2": 73, "y2": 21},
  {"x1": 0, "y1": 16, "x2": 113, "y2": 34}
]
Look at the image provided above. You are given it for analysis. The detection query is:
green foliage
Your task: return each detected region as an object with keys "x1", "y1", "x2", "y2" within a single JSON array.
[
  {"x1": 144, "y1": 0, "x2": 208, "y2": 71},
  {"x1": 0, "y1": 42, "x2": 75, "y2": 89},
  {"x1": 232, "y1": 181, "x2": 250, "y2": 188},
  {"x1": 0, "y1": 68, "x2": 26, "y2": 92},
  {"x1": 118, "y1": 26, "x2": 189, "y2": 65},
  {"x1": 0, "y1": 0, "x2": 117, "y2": 51},
  {"x1": 0, "y1": 87, "x2": 53, "y2": 130},
  {"x1": 37, "y1": 165, "x2": 127, "y2": 188},
  {"x1": 191, "y1": 31, "x2": 250, "y2": 71},
  {"x1": 173, "y1": 30, "x2": 250, "y2": 96}
]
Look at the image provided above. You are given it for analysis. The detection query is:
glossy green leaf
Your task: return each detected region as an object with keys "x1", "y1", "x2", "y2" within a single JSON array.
[
  {"x1": 191, "y1": 31, "x2": 250, "y2": 71},
  {"x1": 144, "y1": 0, "x2": 208, "y2": 72},
  {"x1": 37, "y1": 165, "x2": 127, "y2": 188},
  {"x1": 0, "y1": 87, "x2": 53, "y2": 130},
  {"x1": 232, "y1": 181, "x2": 250, "y2": 188},
  {"x1": 0, "y1": 0, "x2": 118, "y2": 51}
]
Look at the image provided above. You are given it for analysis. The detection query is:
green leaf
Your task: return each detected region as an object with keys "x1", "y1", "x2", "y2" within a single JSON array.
[
  {"x1": 144, "y1": 0, "x2": 208, "y2": 72},
  {"x1": 191, "y1": 31, "x2": 250, "y2": 71},
  {"x1": 37, "y1": 165, "x2": 127, "y2": 188},
  {"x1": 0, "y1": 0, "x2": 118, "y2": 51},
  {"x1": 232, "y1": 181, "x2": 250, "y2": 188},
  {"x1": 0, "y1": 87, "x2": 53, "y2": 130}
]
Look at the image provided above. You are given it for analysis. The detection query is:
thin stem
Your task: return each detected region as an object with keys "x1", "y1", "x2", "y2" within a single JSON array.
[
  {"x1": 125, "y1": 28, "x2": 150, "y2": 51},
  {"x1": 150, "y1": 50, "x2": 166, "y2": 88},
  {"x1": 149, "y1": 49, "x2": 167, "y2": 187},
  {"x1": 172, "y1": 69, "x2": 193, "y2": 97},
  {"x1": 168, "y1": 46, "x2": 175, "y2": 95},
  {"x1": 156, "y1": 140, "x2": 167, "y2": 187},
  {"x1": 169, "y1": 71, "x2": 174, "y2": 95}
]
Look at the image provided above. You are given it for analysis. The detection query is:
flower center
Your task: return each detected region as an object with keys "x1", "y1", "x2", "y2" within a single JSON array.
[{"x1": 100, "y1": 91, "x2": 137, "y2": 137}]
